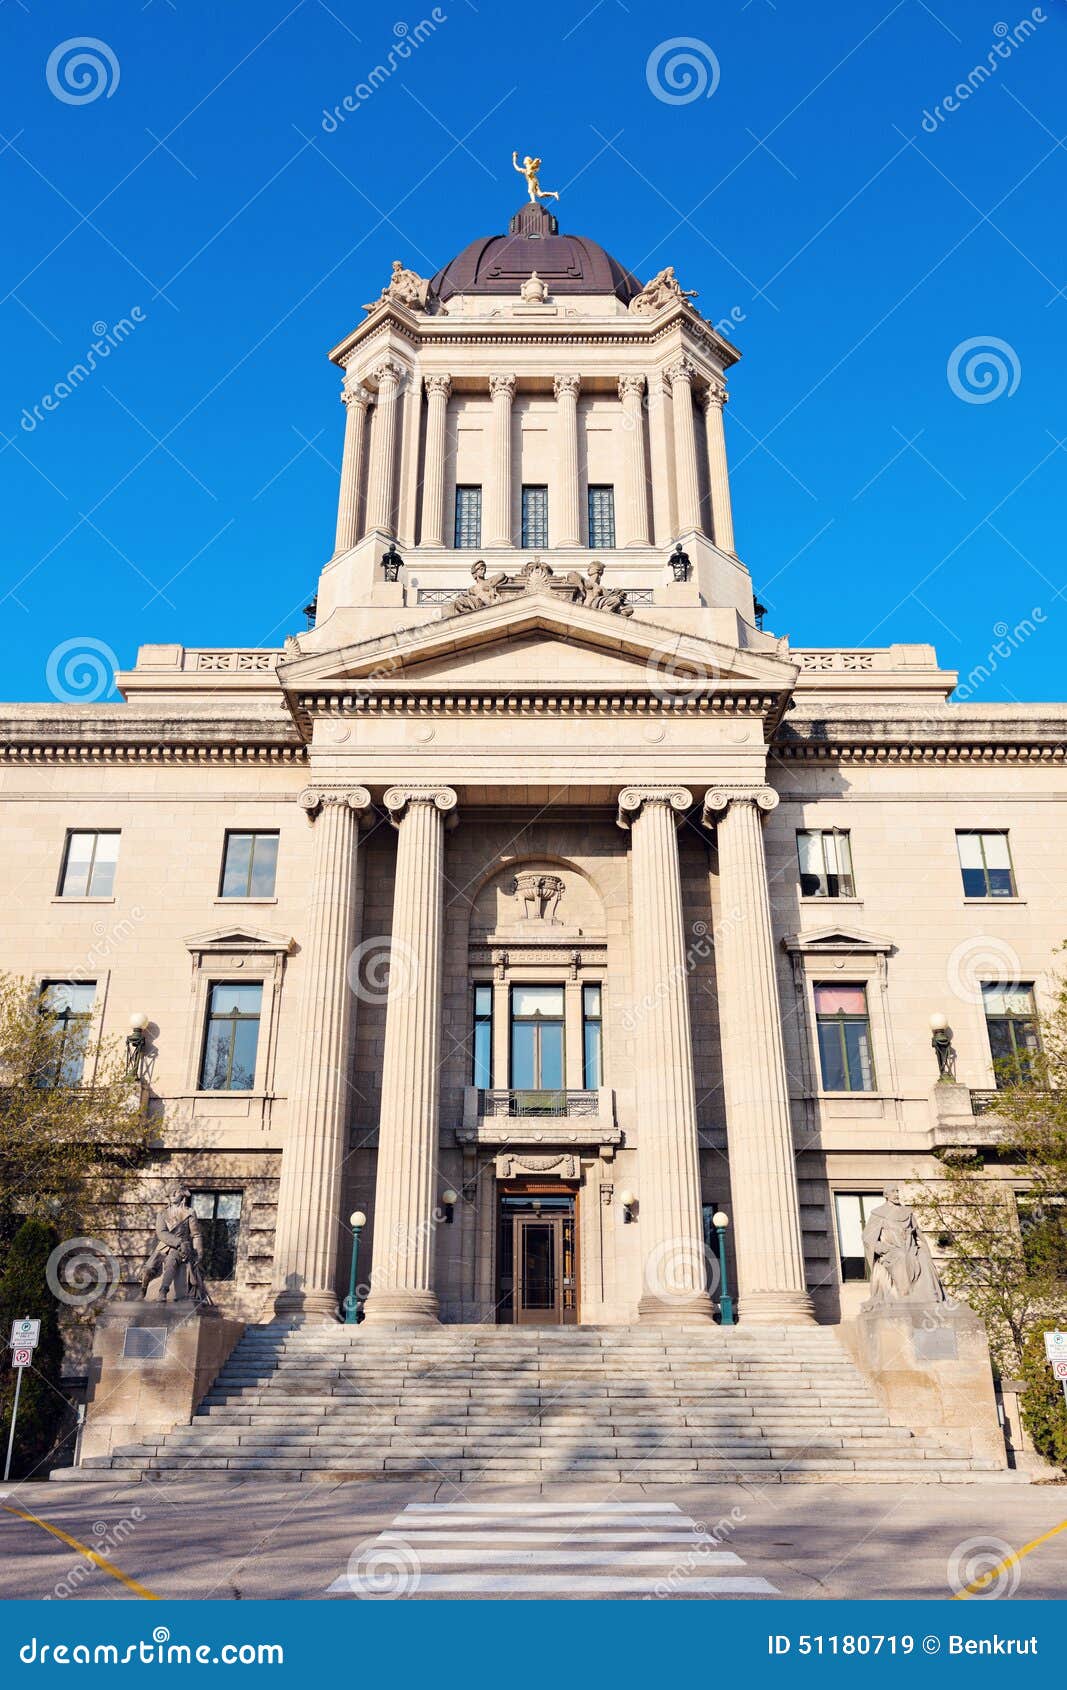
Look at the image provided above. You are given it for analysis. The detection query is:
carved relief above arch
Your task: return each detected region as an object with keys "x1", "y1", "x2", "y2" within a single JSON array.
[{"x1": 468, "y1": 856, "x2": 607, "y2": 945}]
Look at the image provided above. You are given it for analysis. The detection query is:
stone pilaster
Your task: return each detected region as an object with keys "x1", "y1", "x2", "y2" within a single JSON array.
[
  {"x1": 617, "y1": 786, "x2": 714, "y2": 1323},
  {"x1": 667, "y1": 357, "x2": 702, "y2": 536},
  {"x1": 334, "y1": 385, "x2": 372, "y2": 555},
  {"x1": 420, "y1": 374, "x2": 452, "y2": 547},
  {"x1": 702, "y1": 786, "x2": 815, "y2": 1325},
  {"x1": 553, "y1": 372, "x2": 582, "y2": 547},
  {"x1": 701, "y1": 379, "x2": 735, "y2": 554},
  {"x1": 646, "y1": 374, "x2": 676, "y2": 546},
  {"x1": 486, "y1": 373, "x2": 516, "y2": 548},
  {"x1": 362, "y1": 785, "x2": 458, "y2": 1325},
  {"x1": 364, "y1": 358, "x2": 404, "y2": 535},
  {"x1": 273, "y1": 786, "x2": 372, "y2": 1321},
  {"x1": 617, "y1": 374, "x2": 650, "y2": 547}
]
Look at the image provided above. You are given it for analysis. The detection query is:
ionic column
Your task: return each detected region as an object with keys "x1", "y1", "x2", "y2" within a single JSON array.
[
  {"x1": 273, "y1": 786, "x2": 372, "y2": 1321},
  {"x1": 362, "y1": 785, "x2": 458, "y2": 1325},
  {"x1": 486, "y1": 373, "x2": 516, "y2": 548},
  {"x1": 702, "y1": 786, "x2": 815, "y2": 1325},
  {"x1": 420, "y1": 374, "x2": 452, "y2": 547},
  {"x1": 334, "y1": 385, "x2": 372, "y2": 555},
  {"x1": 617, "y1": 787, "x2": 714, "y2": 1324},
  {"x1": 364, "y1": 358, "x2": 405, "y2": 535},
  {"x1": 553, "y1": 372, "x2": 582, "y2": 547},
  {"x1": 667, "y1": 357, "x2": 702, "y2": 535},
  {"x1": 617, "y1": 374, "x2": 651, "y2": 547},
  {"x1": 701, "y1": 378, "x2": 736, "y2": 554}
]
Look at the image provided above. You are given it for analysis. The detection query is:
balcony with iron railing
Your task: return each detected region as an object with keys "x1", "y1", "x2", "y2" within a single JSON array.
[{"x1": 458, "y1": 1085, "x2": 619, "y2": 1147}]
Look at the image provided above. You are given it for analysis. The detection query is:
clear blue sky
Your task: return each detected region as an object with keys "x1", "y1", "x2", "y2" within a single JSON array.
[{"x1": 2, "y1": 0, "x2": 1065, "y2": 703}]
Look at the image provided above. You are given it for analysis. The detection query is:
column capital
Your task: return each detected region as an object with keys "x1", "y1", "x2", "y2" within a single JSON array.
[
  {"x1": 424, "y1": 373, "x2": 452, "y2": 400},
  {"x1": 384, "y1": 785, "x2": 459, "y2": 826},
  {"x1": 666, "y1": 356, "x2": 697, "y2": 389},
  {"x1": 298, "y1": 786, "x2": 373, "y2": 824},
  {"x1": 371, "y1": 357, "x2": 406, "y2": 389},
  {"x1": 617, "y1": 372, "x2": 646, "y2": 401},
  {"x1": 341, "y1": 383, "x2": 373, "y2": 410},
  {"x1": 701, "y1": 376, "x2": 728, "y2": 410},
  {"x1": 702, "y1": 785, "x2": 779, "y2": 826},
  {"x1": 617, "y1": 786, "x2": 692, "y2": 829},
  {"x1": 489, "y1": 372, "x2": 517, "y2": 400},
  {"x1": 553, "y1": 371, "x2": 581, "y2": 400}
]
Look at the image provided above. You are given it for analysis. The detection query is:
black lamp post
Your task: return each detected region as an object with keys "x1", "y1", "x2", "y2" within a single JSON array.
[
  {"x1": 668, "y1": 542, "x2": 691, "y2": 582},
  {"x1": 381, "y1": 543, "x2": 403, "y2": 582}
]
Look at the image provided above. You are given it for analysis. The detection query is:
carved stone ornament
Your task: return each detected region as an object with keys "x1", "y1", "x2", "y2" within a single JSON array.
[
  {"x1": 617, "y1": 787, "x2": 693, "y2": 828},
  {"x1": 489, "y1": 372, "x2": 518, "y2": 401},
  {"x1": 298, "y1": 786, "x2": 373, "y2": 824},
  {"x1": 452, "y1": 559, "x2": 510, "y2": 614},
  {"x1": 702, "y1": 376, "x2": 728, "y2": 410},
  {"x1": 617, "y1": 373, "x2": 646, "y2": 401},
  {"x1": 565, "y1": 561, "x2": 633, "y2": 617},
  {"x1": 702, "y1": 786, "x2": 779, "y2": 824},
  {"x1": 553, "y1": 372, "x2": 581, "y2": 400},
  {"x1": 340, "y1": 383, "x2": 373, "y2": 411},
  {"x1": 519, "y1": 556, "x2": 555, "y2": 594},
  {"x1": 509, "y1": 872, "x2": 565, "y2": 923},
  {"x1": 666, "y1": 355, "x2": 697, "y2": 388},
  {"x1": 424, "y1": 373, "x2": 452, "y2": 400},
  {"x1": 629, "y1": 266, "x2": 699, "y2": 318},
  {"x1": 496, "y1": 1153, "x2": 579, "y2": 1180},
  {"x1": 520, "y1": 270, "x2": 549, "y2": 303},
  {"x1": 383, "y1": 786, "x2": 459, "y2": 826},
  {"x1": 362, "y1": 259, "x2": 430, "y2": 315}
]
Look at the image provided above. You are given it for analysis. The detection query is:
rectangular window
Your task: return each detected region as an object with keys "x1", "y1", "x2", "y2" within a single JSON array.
[
  {"x1": 797, "y1": 829, "x2": 855, "y2": 898},
  {"x1": 815, "y1": 983, "x2": 876, "y2": 1092},
  {"x1": 454, "y1": 485, "x2": 482, "y2": 549},
  {"x1": 58, "y1": 830, "x2": 119, "y2": 898},
  {"x1": 38, "y1": 980, "x2": 96, "y2": 1087},
  {"x1": 199, "y1": 982, "x2": 262, "y2": 1092},
  {"x1": 521, "y1": 484, "x2": 548, "y2": 548},
  {"x1": 834, "y1": 1192, "x2": 883, "y2": 1281},
  {"x1": 510, "y1": 984, "x2": 565, "y2": 1092},
  {"x1": 983, "y1": 982, "x2": 1040, "y2": 1084},
  {"x1": 472, "y1": 983, "x2": 493, "y2": 1089},
  {"x1": 957, "y1": 830, "x2": 1015, "y2": 898},
  {"x1": 220, "y1": 831, "x2": 279, "y2": 898},
  {"x1": 587, "y1": 485, "x2": 616, "y2": 548},
  {"x1": 582, "y1": 983, "x2": 603, "y2": 1089},
  {"x1": 191, "y1": 1191, "x2": 243, "y2": 1281}
]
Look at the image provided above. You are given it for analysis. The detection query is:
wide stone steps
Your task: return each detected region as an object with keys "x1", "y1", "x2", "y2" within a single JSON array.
[{"x1": 74, "y1": 1323, "x2": 995, "y2": 1483}]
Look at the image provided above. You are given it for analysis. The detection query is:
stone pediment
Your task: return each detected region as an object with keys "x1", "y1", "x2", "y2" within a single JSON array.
[
  {"x1": 184, "y1": 925, "x2": 294, "y2": 955},
  {"x1": 781, "y1": 925, "x2": 895, "y2": 955}
]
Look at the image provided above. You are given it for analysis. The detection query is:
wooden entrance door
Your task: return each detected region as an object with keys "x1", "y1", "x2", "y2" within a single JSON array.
[{"x1": 498, "y1": 1190, "x2": 578, "y2": 1324}]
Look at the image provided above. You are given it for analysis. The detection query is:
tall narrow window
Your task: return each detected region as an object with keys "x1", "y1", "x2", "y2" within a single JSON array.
[
  {"x1": 472, "y1": 984, "x2": 493, "y2": 1088},
  {"x1": 814, "y1": 983, "x2": 876, "y2": 1092},
  {"x1": 200, "y1": 983, "x2": 262, "y2": 1092},
  {"x1": 38, "y1": 980, "x2": 96, "y2": 1087},
  {"x1": 983, "y1": 983, "x2": 1040, "y2": 1084},
  {"x1": 510, "y1": 985, "x2": 565, "y2": 1092},
  {"x1": 587, "y1": 485, "x2": 616, "y2": 548},
  {"x1": 957, "y1": 830, "x2": 1015, "y2": 898},
  {"x1": 454, "y1": 485, "x2": 482, "y2": 548},
  {"x1": 582, "y1": 983, "x2": 603, "y2": 1089},
  {"x1": 59, "y1": 830, "x2": 119, "y2": 898},
  {"x1": 834, "y1": 1192, "x2": 884, "y2": 1281},
  {"x1": 797, "y1": 829, "x2": 855, "y2": 898},
  {"x1": 220, "y1": 831, "x2": 279, "y2": 898},
  {"x1": 191, "y1": 1191, "x2": 243, "y2": 1280},
  {"x1": 521, "y1": 484, "x2": 548, "y2": 548}
]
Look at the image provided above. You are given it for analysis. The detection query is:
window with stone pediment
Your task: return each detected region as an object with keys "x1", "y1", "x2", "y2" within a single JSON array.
[
  {"x1": 199, "y1": 982, "x2": 263, "y2": 1092},
  {"x1": 814, "y1": 983, "x2": 876, "y2": 1092}
]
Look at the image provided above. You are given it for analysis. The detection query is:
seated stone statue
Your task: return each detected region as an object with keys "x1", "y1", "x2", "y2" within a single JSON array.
[
  {"x1": 566, "y1": 561, "x2": 633, "y2": 617},
  {"x1": 862, "y1": 1184, "x2": 947, "y2": 1307},
  {"x1": 452, "y1": 559, "x2": 510, "y2": 614},
  {"x1": 362, "y1": 259, "x2": 430, "y2": 315},
  {"x1": 629, "y1": 265, "x2": 699, "y2": 318},
  {"x1": 139, "y1": 1184, "x2": 213, "y2": 1307}
]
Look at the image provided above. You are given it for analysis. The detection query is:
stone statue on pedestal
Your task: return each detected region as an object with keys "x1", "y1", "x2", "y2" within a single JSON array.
[
  {"x1": 862, "y1": 1184, "x2": 947, "y2": 1308},
  {"x1": 139, "y1": 1185, "x2": 213, "y2": 1307}
]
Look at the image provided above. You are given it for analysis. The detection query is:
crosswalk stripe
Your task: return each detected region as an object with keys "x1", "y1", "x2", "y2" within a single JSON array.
[
  {"x1": 372, "y1": 1544, "x2": 745, "y2": 1567},
  {"x1": 329, "y1": 1573, "x2": 779, "y2": 1596},
  {"x1": 399, "y1": 1501, "x2": 685, "y2": 1514},
  {"x1": 376, "y1": 1530, "x2": 710, "y2": 1545}
]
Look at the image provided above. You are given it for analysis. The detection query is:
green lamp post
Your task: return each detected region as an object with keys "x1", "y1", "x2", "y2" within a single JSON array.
[
  {"x1": 345, "y1": 1210, "x2": 366, "y2": 1325},
  {"x1": 712, "y1": 1210, "x2": 735, "y2": 1326}
]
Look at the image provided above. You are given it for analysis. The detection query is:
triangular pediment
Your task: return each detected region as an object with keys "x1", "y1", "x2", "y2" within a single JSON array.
[
  {"x1": 781, "y1": 925, "x2": 894, "y2": 955},
  {"x1": 184, "y1": 925, "x2": 294, "y2": 954}
]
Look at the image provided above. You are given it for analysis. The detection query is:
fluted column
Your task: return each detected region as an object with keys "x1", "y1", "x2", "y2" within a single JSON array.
[
  {"x1": 486, "y1": 373, "x2": 516, "y2": 548},
  {"x1": 701, "y1": 378, "x2": 735, "y2": 554},
  {"x1": 362, "y1": 785, "x2": 458, "y2": 1324},
  {"x1": 273, "y1": 786, "x2": 372, "y2": 1321},
  {"x1": 617, "y1": 786, "x2": 714, "y2": 1323},
  {"x1": 334, "y1": 385, "x2": 372, "y2": 555},
  {"x1": 617, "y1": 374, "x2": 651, "y2": 547},
  {"x1": 667, "y1": 357, "x2": 702, "y2": 535},
  {"x1": 703, "y1": 786, "x2": 815, "y2": 1325},
  {"x1": 647, "y1": 374, "x2": 676, "y2": 545},
  {"x1": 364, "y1": 358, "x2": 404, "y2": 535},
  {"x1": 553, "y1": 372, "x2": 582, "y2": 547},
  {"x1": 420, "y1": 374, "x2": 451, "y2": 547}
]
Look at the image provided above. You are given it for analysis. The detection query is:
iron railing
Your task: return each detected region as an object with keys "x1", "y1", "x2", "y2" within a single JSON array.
[{"x1": 477, "y1": 1089, "x2": 600, "y2": 1118}]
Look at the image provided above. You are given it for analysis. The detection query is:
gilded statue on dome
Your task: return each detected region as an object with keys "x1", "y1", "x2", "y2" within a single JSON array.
[{"x1": 513, "y1": 151, "x2": 560, "y2": 204}]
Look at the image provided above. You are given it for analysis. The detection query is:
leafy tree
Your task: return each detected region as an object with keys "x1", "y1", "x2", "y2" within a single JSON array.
[
  {"x1": 1018, "y1": 1318, "x2": 1067, "y2": 1470},
  {"x1": 0, "y1": 1219, "x2": 65, "y2": 1478}
]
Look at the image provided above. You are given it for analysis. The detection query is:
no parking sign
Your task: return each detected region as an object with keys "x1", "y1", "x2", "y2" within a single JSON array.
[{"x1": 10, "y1": 1347, "x2": 32, "y2": 1368}]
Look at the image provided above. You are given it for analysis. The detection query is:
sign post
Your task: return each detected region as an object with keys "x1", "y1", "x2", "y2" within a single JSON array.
[
  {"x1": 1044, "y1": 1332, "x2": 1067, "y2": 1417},
  {"x1": 4, "y1": 1315, "x2": 40, "y2": 1483}
]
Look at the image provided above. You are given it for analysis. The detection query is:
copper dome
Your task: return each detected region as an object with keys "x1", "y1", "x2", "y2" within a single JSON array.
[{"x1": 429, "y1": 202, "x2": 642, "y2": 306}]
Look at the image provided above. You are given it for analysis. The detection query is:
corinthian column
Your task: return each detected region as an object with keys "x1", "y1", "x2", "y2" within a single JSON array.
[
  {"x1": 362, "y1": 785, "x2": 458, "y2": 1325},
  {"x1": 701, "y1": 378, "x2": 735, "y2": 554},
  {"x1": 553, "y1": 372, "x2": 582, "y2": 547},
  {"x1": 617, "y1": 374, "x2": 650, "y2": 547},
  {"x1": 486, "y1": 373, "x2": 516, "y2": 548},
  {"x1": 617, "y1": 787, "x2": 714, "y2": 1323},
  {"x1": 364, "y1": 358, "x2": 404, "y2": 535},
  {"x1": 702, "y1": 786, "x2": 815, "y2": 1325},
  {"x1": 667, "y1": 358, "x2": 701, "y2": 535},
  {"x1": 273, "y1": 786, "x2": 372, "y2": 1321},
  {"x1": 420, "y1": 374, "x2": 452, "y2": 547},
  {"x1": 334, "y1": 385, "x2": 372, "y2": 555}
]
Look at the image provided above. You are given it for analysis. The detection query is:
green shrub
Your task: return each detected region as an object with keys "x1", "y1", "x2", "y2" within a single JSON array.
[
  {"x1": 1019, "y1": 1316, "x2": 1067, "y2": 1471},
  {"x1": 0, "y1": 1219, "x2": 65, "y2": 1479}
]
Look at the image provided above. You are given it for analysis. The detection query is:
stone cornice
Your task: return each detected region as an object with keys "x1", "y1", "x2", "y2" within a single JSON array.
[{"x1": 772, "y1": 733, "x2": 1067, "y2": 765}]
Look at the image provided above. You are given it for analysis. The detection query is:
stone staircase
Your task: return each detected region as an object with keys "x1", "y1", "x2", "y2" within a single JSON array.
[{"x1": 75, "y1": 1323, "x2": 1002, "y2": 1483}]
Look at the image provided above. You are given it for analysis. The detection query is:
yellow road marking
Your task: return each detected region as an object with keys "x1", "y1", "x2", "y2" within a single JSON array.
[
  {"x1": 953, "y1": 1516, "x2": 1067, "y2": 1598},
  {"x1": 1, "y1": 1503, "x2": 159, "y2": 1600}
]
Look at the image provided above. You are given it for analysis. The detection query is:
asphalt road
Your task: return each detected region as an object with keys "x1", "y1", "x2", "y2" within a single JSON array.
[{"x1": 0, "y1": 1478, "x2": 1063, "y2": 1602}]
